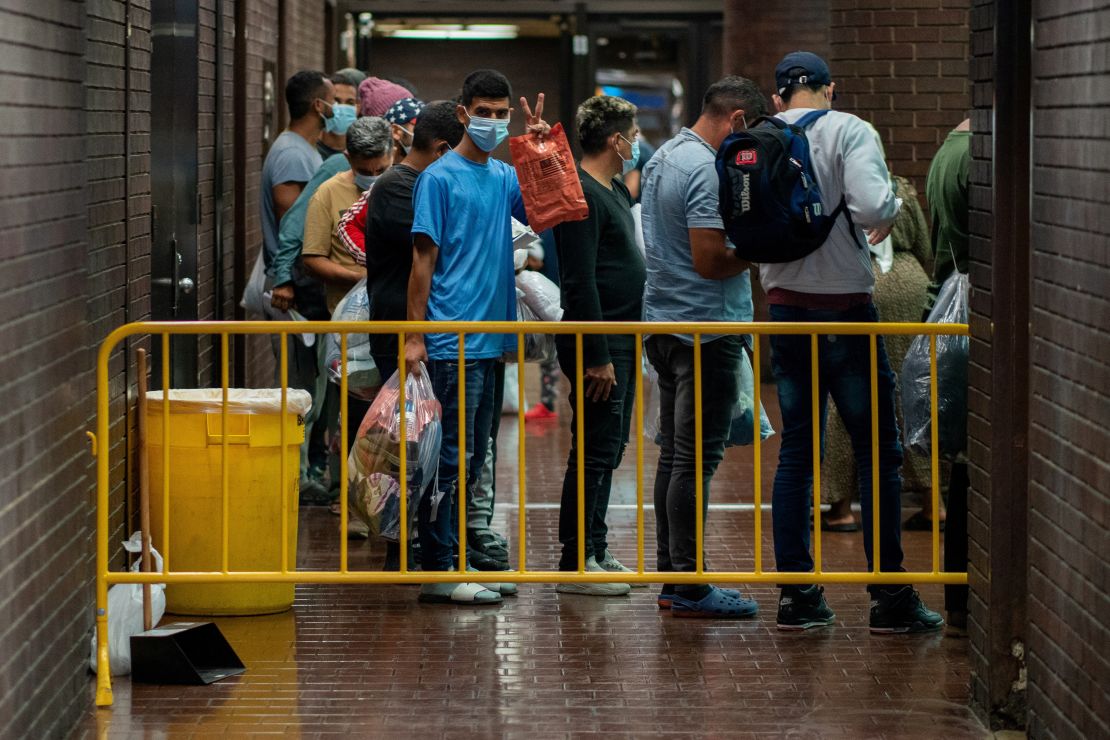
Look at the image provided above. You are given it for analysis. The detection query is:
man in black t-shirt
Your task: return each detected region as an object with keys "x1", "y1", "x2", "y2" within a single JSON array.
[{"x1": 552, "y1": 95, "x2": 647, "y2": 595}]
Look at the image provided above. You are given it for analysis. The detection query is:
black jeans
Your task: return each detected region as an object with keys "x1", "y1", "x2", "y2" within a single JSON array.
[
  {"x1": 646, "y1": 335, "x2": 742, "y2": 591},
  {"x1": 945, "y1": 461, "x2": 968, "y2": 613},
  {"x1": 556, "y1": 348, "x2": 636, "y2": 571}
]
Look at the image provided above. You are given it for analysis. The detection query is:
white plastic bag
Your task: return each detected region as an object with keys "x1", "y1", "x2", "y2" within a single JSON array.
[
  {"x1": 240, "y1": 249, "x2": 267, "y2": 315},
  {"x1": 89, "y1": 532, "x2": 166, "y2": 676},
  {"x1": 515, "y1": 270, "x2": 563, "y2": 321},
  {"x1": 642, "y1": 354, "x2": 662, "y2": 443},
  {"x1": 326, "y1": 279, "x2": 380, "y2": 400},
  {"x1": 517, "y1": 293, "x2": 555, "y2": 363},
  {"x1": 631, "y1": 203, "x2": 646, "y2": 257},
  {"x1": 902, "y1": 271, "x2": 969, "y2": 457},
  {"x1": 502, "y1": 364, "x2": 524, "y2": 414}
]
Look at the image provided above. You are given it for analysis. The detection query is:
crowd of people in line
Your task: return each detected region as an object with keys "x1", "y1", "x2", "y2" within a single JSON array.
[{"x1": 257, "y1": 50, "x2": 969, "y2": 635}]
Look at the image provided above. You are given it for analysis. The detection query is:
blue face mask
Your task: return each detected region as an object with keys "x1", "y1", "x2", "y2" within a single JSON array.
[
  {"x1": 465, "y1": 111, "x2": 511, "y2": 152},
  {"x1": 324, "y1": 103, "x2": 357, "y2": 135},
  {"x1": 354, "y1": 172, "x2": 378, "y2": 191},
  {"x1": 619, "y1": 134, "x2": 640, "y2": 176}
]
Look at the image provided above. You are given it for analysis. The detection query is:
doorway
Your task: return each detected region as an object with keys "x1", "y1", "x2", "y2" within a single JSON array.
[{"x1": 150, "y1": 0, "x2": 200, "y2": 388}]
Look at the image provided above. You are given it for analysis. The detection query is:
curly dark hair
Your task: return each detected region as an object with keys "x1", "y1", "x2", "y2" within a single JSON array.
[{"x1": 574, "y1": 95, "x2": 637, "y2": 155}]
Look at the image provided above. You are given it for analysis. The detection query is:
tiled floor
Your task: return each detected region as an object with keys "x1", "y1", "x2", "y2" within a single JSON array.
[{"x1": 78, "y1": 380, "x2": 983, "y2": 739}]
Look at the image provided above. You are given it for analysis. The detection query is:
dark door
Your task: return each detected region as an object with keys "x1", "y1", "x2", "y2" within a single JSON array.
[{"x1": 150, "y1": 0, "x2": 199, "y2": 388}]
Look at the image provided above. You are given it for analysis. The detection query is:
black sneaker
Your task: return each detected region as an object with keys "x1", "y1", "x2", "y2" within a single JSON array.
[
  {"x1": 869, "y1": 586, "x2": 945, "y2": 634},
  {"x1": 465, "y1": 529, "x2": 509, "y2": 571},
  {"x1": 776, "y1": 585, "x2": 836, "y2": 630}
]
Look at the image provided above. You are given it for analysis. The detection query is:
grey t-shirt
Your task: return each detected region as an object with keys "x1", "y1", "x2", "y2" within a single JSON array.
[
  {"x1": 641, "y1": 127, "x2": 753, "y2": 343},
  {"x1": 260, "y1": 131, "x2": 322, "y2": 272}
]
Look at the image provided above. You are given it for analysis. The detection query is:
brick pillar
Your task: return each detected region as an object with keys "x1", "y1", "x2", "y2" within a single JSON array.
[
  {"x1": 829, "y1": 0, "x2": 971, "y2": 196},
  {"x1": 967, "y1": 0, "x2": 1032, "y2": 729}
]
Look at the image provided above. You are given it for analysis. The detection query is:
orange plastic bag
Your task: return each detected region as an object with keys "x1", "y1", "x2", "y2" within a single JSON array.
[{"x1": 509, "y1": 122, "x2": 589, "y2": 233}]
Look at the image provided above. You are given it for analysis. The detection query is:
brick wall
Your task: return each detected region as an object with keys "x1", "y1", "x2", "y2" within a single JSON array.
[
  {"x1": 1026, "y1": 3, "x2": 1110, "y2": 737},
  {"x1": 722, "y1": 1, "x2": 831, "y2": 100},
  {"x1": 0, "y1": 2, "x2": 94, "y2": 737},
  {"x1": 965, "y1": 0, "x2": 996, "y2": 719},
  {"x1": 86, "y1": 0, "x2": 153, "y2": 573},
  {"x1": 0, "y1": 1, "x2": 327, "y2": 734},
  {"x1": 829, "y1": 0, "x2": 970, "y2": 195}
]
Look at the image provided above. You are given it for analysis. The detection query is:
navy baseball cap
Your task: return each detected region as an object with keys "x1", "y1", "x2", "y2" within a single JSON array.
[{"x1": 775, "y1": 51, "x2": 836, "y2": 97}]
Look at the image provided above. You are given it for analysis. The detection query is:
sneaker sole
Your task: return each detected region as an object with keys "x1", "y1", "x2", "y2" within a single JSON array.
[
  {"x1": 673, "y1": 608, "x2": 759, "y2": 619},
  {"x1": 869, "y1": 622, "x2": 944, "y2": 634},
  {"x1": 776, "y1": 618, "x2": 836, "y2": 631},
  {"x1": 556, "y1": 584, "x2": 631, "y2": 597}
]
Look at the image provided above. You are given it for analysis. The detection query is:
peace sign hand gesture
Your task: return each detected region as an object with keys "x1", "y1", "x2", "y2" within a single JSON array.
[{"x1": 520, "y1": 93, "x2": 551, "y2": 139}]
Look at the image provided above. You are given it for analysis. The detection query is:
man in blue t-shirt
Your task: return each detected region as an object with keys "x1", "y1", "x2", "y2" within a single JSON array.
[{"x1": 405, "y1": 69, "x2": 548, "y2": 605}]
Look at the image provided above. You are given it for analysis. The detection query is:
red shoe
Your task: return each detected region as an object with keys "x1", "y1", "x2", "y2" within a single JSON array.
[{"x1": 524, "y1": 403, "x2": 558, "y2": 421}]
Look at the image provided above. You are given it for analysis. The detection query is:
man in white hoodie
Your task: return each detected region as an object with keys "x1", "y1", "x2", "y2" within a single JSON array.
[{"x1": 762, "y1": 52, "x2": 943, "y2": 634}]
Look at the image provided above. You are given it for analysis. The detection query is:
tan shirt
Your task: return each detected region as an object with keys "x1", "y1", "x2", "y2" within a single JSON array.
[{"x1": 303, "y1": 171, "x2": 364, "y2": 312}]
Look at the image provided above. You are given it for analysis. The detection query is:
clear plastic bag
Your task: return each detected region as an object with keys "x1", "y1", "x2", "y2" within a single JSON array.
[
  {"x1": 348, "y1": 364, "x2": 441, "y2": 541},
  {"x1": 642, "y1": 347, "x2": 774, "y2": 447},
  {"x1": 89, "y1": 532, "x2": 166, "y2": 676},
  {"x1": 517, "y1": 294, "x2": 555, "y2": 363},
  {"x1": 240, "y1": 249, "x2": 267, "y2": 315},
  {"x1": 326, "y1": 279, "x2": 381, "y2": 400},
  {"x1": 515, "y1": 270, "x2": 563, "y2": 322},
  {"x1": 726, "y1": 348, "x2": 776, "y2": 447},
  {"x1": 642, "y1": 354, "x2": 662, "y2": 444},
  {"x1": 901, "y1": 271, "x2": 969, "y2": 458}
]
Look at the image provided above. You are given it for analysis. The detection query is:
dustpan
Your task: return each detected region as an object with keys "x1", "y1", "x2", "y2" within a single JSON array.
[
  {"x1": 129, "y1": 349, "x2": 244, "y2": 686},
  {"x1": 131, "y1": 622, "x2": 245, "y2": 684}
]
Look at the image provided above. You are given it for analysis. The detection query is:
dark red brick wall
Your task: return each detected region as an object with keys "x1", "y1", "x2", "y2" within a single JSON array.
[
  {"x1": 829, "y1": 0, "x2": 971, "y2": 194},
  {"x1": 722, "y1": 2, "x2": 831, "y2": 100},
  {"x1": 1026, "y1": 4, "x2": 1110, "y2": 737},
  {"x1": 0, "y1": 1, "x2": 324, "y2": 735},
  {"x1": 966, "y1": 0, "x2": 997, "y2": 720},
  {"x1": 0, "y1": 3, "x2": 94, "y2": 737}
]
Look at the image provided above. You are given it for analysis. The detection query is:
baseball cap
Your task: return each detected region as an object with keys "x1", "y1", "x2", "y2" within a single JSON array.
[
  {"x1": 384, "y1": 97, "x2": 424, "y2": 126},
  {"x1": 775, "y1": 51, "x2": 835, "y2": 97}
]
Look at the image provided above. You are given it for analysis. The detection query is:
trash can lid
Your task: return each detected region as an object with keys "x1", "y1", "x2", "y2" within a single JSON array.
[{"x1": 145, "y1": 388, "x2": 313, "y2": 415}]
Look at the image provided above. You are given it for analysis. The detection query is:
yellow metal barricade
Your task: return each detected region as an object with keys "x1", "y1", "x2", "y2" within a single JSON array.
[{"x1": 92, "y1": 320, "x2": 967, "y2": 706}]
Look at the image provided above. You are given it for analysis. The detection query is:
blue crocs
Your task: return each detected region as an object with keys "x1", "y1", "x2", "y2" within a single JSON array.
[
  {"x1": 658, "y1": 586, "x2": 742, "y2": 610},
  {"x1": 670, "y1": 586, "x2": 759, "y2": 618}
]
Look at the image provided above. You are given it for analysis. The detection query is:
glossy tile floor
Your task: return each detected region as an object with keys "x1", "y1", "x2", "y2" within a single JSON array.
[{"x1": 79, "y1": 379, "x2": 983, "y2": 739}]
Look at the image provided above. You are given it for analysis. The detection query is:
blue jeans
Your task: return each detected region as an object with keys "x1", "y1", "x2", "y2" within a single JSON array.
[
  {"x1": 769, "y1": 303, "x2": 905, "y2": 579},
  {"x1": 420, "y1": 358, "x2": 497, "y2": 572}
]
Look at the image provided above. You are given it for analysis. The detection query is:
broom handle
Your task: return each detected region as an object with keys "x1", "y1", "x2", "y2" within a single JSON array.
[{"x1": 136, "y1": 348, "x2": 153, "y2": 632}]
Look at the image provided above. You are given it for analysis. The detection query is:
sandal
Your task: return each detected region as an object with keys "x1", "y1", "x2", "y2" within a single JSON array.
[
  {"x1": 670, "y1": 585, "x2": 759, "y2": 618},
  {"x1": 904, "y1": 510, "x2": 945, "y2": 531},
  {"x1": 418, "y1": 582, "x2": 502, "y2": 605},
  {"x1": 821, "y1": 515, "x2": 860, "y2": 533}
]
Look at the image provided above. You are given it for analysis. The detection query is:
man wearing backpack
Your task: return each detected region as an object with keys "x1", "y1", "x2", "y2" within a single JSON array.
[
  {"x1": 641, "y1": 76, "x2": 767, "y2": 618},
  {"x1": 757, "y1": 52, "x2": 943, "y2": 633}
]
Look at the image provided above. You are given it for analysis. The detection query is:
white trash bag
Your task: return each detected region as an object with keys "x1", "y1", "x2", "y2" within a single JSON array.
[
  {"x1": 89, "y1": 532, "x2": 166, "y2": 676},
  {"x1": 515, "y1": 270, "x2": 563, "y2": 322}
]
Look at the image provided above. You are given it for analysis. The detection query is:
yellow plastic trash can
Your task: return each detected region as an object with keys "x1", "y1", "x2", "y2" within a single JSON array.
[{"x1": 146, "y1": 388, "x2": 312, "y2": 616}]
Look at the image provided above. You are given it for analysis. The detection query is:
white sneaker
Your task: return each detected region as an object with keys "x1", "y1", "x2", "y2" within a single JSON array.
[
  {"x1": 596, "y1": 550, "x2": 646, "y2": 587},
  {"x1": 555, "y1": 556, "x2": 631, "y2": 596}
]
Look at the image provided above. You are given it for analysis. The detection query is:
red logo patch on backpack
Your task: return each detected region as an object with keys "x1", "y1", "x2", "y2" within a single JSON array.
[{"x1": 736, "y1": 149, "x2": 758, "y2": 166}]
